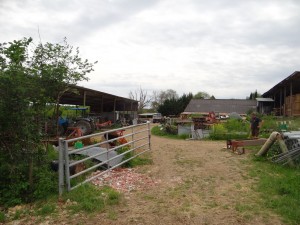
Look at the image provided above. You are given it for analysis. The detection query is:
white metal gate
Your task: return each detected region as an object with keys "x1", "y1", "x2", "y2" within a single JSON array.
[{"x1": 58, "y1": 122, "x2": 151, "y2": 195}]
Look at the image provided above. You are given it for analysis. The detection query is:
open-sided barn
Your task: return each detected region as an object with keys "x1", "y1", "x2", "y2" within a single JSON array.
[
  {"x1": 59, "y1": 85, "x2": 138, "y2": 122},
  {"x1": 263, "y1": 71, "x2": 300, "y2": 116}
]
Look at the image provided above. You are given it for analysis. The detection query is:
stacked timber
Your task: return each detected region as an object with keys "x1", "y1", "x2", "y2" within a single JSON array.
[{"x1": 285, "y1": 94, "x2": 300, "y2": 116}]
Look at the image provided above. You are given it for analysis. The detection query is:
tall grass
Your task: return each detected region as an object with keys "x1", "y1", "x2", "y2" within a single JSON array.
[
  {"x1": 250, "y1": 158, "x2": 300, "y2": 224},
  {"x1": 209, "y1": 120, "x2": 250, "y2": 140}
]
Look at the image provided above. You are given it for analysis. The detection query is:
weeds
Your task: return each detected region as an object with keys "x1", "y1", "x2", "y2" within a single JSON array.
[
  {"x1": 250, "y1": 159, "x2": 300, "y2": 224},
  {"x1": 116, "y1": 146, "x2": 153, "y2": 168},
  {"x1": 0, "y1": 211, "x2": 5, "y2": 223},
  {"x1": 209, "y1": 122, "x2": 249, "y2": 140},
  {"x1": 35, "y1": 203, "x2": 56, "y2": 216},
  {"x1": 62, "y1": 184, "x2": 120, "y2": 214}
]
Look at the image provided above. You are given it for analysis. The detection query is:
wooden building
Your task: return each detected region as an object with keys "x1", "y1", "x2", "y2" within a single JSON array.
[{"x1": 262, "y1": 71, "x2": 300, "y2": 116}]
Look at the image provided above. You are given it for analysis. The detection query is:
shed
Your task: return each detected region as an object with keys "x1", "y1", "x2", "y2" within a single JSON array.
[{"x1": 256, "y1": 98, "x2": 274, "y2": 115}]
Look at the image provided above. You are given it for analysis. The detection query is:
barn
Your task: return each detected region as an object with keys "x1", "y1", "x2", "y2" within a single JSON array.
[
  {"x1": 59, "y1": 85, "x2": 138, "y2": 122},
  {"x1": 262, "y1": 71, "x2": 300, "y2": 116}
]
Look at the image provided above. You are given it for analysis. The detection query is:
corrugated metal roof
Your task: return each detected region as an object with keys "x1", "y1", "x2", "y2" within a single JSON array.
[
  {"x1": 59, "y1": 85, "x2": 138, "y2": 112},
  {"x1": 184, "y1": 99, "x2": 257, "y2": 114}
]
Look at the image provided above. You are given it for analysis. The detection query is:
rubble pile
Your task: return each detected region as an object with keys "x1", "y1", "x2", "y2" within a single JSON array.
[{"x1": 91, "y1": 168, "x2": 159, "y2": 193}]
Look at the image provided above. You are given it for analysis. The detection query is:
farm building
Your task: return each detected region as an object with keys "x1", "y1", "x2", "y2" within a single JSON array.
[
  {"x1": 256, "y1": 97, "x2": 274, "y2": 115},
  {"x1": 262, "y1": 71, "x2": 300, "y2": 116},
  {"x1": 182, "y1": 99, "x2": 257, "y2": 118},
  {"x1": 59, "y1": 85, "x2": 138, "y2": 122}
]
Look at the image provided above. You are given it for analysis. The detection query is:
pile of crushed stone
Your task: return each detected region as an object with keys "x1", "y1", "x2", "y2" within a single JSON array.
[{"x1": 90, "y1": 168, "x2": 159, "y2": 193}]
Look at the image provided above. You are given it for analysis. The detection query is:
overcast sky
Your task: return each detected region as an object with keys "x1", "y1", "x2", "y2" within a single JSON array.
[{"x1": 1, "y1": 0, "x2": 300, "y2": 99}]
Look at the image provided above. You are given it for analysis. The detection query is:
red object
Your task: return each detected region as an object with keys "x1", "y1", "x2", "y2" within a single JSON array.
[
  {"x1": 66, "y1": 127, "x2": 83, "y2": 139},
  {"x1": 107, "y1": 130, "x2": 126, "y2": 147},
  {"x1": 96, "y1": 120, "x2": 112, "y2": 128}
]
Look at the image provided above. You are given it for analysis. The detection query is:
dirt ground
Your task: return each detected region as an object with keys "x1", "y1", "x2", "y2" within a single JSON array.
[
  {"x1": 62, "y1": 134, "x2": 285, "y2": 224},
  {"x1": 8, "y1": 132, "x2": 285, "y2": 225}
]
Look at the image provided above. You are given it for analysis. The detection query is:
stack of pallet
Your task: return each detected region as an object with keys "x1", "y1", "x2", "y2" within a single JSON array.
[{"x1": 285, "y1": 94, "x2": 300, "y2": 116}]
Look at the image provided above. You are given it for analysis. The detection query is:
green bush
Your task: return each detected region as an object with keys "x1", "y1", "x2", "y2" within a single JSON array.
[
  {"x1": 209, "y1": 122, "x2": 249, "y2": 140},
  {"x1": 260, "y1": 115, "x2": 278, "y2": 131},
  {"x1": 151, "y1": 125, "x2": 168, "y2": 136},
  {"x1": 165, "y1": 124, "x2": 177, "y2": 135},
  {"x1": 0, "y1": 145, "x2": 58, "y2": 207},
  {"x1": 224, "y1": 119, "x2": 249, "y2": 132},
  {"x1": 32, "y1": 166, "x2": 58, "y2": 200}
]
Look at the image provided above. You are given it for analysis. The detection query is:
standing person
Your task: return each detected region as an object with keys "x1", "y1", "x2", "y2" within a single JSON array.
[{"x1": 250, "y1": 112, "x2": 262, "y2": 138}]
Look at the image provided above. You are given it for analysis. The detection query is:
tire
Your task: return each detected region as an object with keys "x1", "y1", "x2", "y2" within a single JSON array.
[
  {"x1": 89, "y1": 120, "x2": 96, "y2": 133},
  {"x1": 75, "y1": 120, "x2": 92, "y2": 135}
]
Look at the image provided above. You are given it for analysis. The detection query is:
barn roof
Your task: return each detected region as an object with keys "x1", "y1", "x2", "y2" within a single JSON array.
[
  {"x1": 59, "y1": 85, "x2": 138, "y2": 112},
  {"x1": 263, "y1": 71, "x2": 300, "y2": 97},
  {"x1": 184, "y1": 99, "x2": 257, "y2": 114}
]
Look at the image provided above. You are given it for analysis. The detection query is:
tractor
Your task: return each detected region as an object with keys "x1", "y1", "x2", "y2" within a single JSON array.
[{"x1": 67, "y1": 107, "x2": 97, "y2": 136}]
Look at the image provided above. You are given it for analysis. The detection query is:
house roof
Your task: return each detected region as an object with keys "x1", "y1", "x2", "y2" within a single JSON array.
[{"x1": 184, "y1": 99, "x2": 257, "y2": 114}]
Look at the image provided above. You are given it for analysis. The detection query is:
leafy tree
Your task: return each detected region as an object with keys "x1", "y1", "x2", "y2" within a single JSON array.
[
  {"x1": 0, "y1": 37, "x2": 96, "y2": 206},
  {"x1": 151, "y1": 89, "x2": 178, "y2": 111},
  {"x1": 32, "y1": 38, "x2": 96, "y2": 134},
  {"x1": 194, "y1": 91, "x2": 211, "y2": 99},
  {"x1": 160, "y1": 89, "x2": 179, "y2": 101}
]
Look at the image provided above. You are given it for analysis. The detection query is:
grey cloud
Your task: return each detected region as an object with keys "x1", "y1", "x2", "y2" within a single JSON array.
[{"x1": 127, "y1": 0, "x2": 300, "y2": 50}]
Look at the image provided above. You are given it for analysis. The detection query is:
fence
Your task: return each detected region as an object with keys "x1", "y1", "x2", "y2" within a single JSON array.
[{"x1": 58, "y1": 122, "x2": 151, "y2": 195}]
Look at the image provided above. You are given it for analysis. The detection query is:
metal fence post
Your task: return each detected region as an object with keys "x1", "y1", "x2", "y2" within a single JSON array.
[
  {"x1": 131, "y1": 126, "x2": 135, "y2": 150},
  {"x1": 58, "y1": 138, "x2": 65, "y2": 196},
  {"x1": 63, "y1": 140, "x2": 71, "y2": 191},
  {"x1": 147, "y1": 121, "x2": 151, "y2": 150}
]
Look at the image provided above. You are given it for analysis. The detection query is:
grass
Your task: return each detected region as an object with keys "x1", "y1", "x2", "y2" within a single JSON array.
[
  {"x1": 3, "y1": 184, "x2": 121, "y2": 223},
  {"x1": 116, "y1": 146, "x2": 153, "y2": 168},
  {"x1": 0, "y1": 211, "x2": 5, "y2": 223},
  {"x1": 249, "y1": 158, "x2": 300, "y2": 224},
  {"x1": 62, "y1": 184, "x2": 120, "y2": 214},
  {"x1": 35, "y1": 203, "x2": 56, "y2": 216}
]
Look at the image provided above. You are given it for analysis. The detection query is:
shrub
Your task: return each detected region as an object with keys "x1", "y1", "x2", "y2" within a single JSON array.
[
  {"x1": 165, "y1": 124, "x2": 177, "y2": 135},
  {"x1": 209, "y1": 122, "x2": 249, "y2": 140},
  {"x1": 224, "y1": 119, "x2": 249, "y2": 132}
]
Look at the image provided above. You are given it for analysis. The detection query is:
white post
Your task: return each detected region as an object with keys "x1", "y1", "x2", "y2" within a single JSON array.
[{"x1": 58, "y1": 138, "x2": 65, "y2": 196}]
